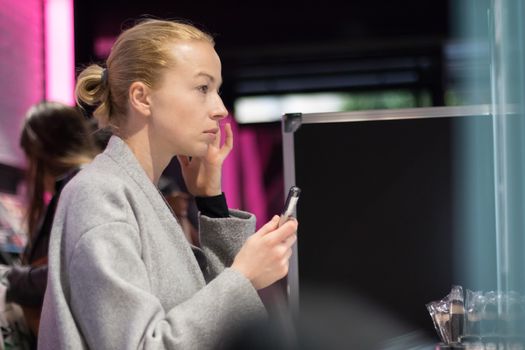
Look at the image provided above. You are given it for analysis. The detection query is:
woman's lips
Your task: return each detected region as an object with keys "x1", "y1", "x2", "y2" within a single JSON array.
[
  {"x1": 203, "y1": 128, "x2": 219, "y2": 134},
  {"x1": 203, "y1": 128, "x2": 219, "y2": 140}
]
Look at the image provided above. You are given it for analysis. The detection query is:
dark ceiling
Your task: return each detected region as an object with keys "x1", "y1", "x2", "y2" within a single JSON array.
[
  {"x1": 75, "y1": 0, "x2": 449, "y2": 56},
  {"x1": 74, "y1": 0, "x2": 451, "y2": 107}
]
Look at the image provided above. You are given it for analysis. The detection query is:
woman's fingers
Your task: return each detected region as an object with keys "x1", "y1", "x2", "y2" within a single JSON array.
[
  {"x1": 212, "y1": 122, "x2": 222, "y2": 148},
  {"x1": 283, "y1": 247, "x2": 293, "y2": 261},
  {"x1": 282, "y1": 232, "x2": 297, "y2": 248},
  {"x1": 222, "y1": 123, "x2": 233, "y2": 152},
  {"x1": 265, "y1": 219, "x2": 297, "y2": 245},
  {"x1": 256, "y1": 215, "x2": 280, "y2": 236},
  {"x1": 215, "y1": 122, "x2": 233, "y2": 160}
]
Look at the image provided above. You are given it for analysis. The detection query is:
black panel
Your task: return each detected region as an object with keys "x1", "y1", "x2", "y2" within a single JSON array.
[{"x1": 293, "y1": 115, "x2": 496, "y2": 337}]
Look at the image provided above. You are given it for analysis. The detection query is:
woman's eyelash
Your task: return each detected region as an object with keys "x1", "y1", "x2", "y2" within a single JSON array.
[{"x1": 198, "y1": 85, "x2": 222, "y2": 95}]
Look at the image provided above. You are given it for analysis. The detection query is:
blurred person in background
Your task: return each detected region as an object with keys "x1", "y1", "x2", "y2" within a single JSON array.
[
  {"x1": 5, "y1": 101, "x2": 98, "y2": 346},
  {"x1": 158, "y1": 176, "x2": 199, "y2": 245},
  {"x1": 39, "y1": 19, "x2": 298, "y2": 350}
]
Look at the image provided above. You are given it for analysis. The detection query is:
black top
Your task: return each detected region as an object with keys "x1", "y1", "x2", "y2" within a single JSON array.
[
  {"x1": 195, "y1": 193, "x2": 229, "y2": 218},
  {"x1": 6, "y1": 169, "x2": 79, "y2": 307}
]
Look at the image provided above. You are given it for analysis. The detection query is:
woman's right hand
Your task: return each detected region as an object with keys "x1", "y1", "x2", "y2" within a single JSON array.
[{"x1": 231, "y1": 215, "x2": 298, "y2": 290}]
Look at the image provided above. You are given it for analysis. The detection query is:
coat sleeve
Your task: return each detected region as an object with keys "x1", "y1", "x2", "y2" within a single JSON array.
[
  {"x1": 67, "y1": 221, "x2": 264, "y2": 350},
  {"x1": 198, "y1": 209, "x2": 255, "y2": 276}
]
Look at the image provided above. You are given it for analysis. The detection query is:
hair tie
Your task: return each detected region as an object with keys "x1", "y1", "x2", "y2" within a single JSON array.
[{"x1": 101, "y1": 68, "x2": 109, "y2": 86}]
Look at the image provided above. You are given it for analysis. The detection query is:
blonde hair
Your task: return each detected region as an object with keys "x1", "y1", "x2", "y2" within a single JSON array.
[{"x1": 75, "y1": 19, "x2": 214, "y2": 128}]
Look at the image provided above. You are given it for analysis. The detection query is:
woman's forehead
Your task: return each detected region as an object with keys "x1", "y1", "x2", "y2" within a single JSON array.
[
  {"x1": 167, "y1": 41, "x2": 220, "y2": 68},
  {"x1": 164, "y1": 41, "x2": 222, "y2": 81}
]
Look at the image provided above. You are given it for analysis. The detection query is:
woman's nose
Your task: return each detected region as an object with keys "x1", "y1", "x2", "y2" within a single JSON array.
[{"x1": 211, "y1": 96, "x2": 228, "y2": 120}]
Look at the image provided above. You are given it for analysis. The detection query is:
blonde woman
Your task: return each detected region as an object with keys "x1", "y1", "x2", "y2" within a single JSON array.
[{"x1": 39, "y1": 19, "x2": 298, "y2": 349}]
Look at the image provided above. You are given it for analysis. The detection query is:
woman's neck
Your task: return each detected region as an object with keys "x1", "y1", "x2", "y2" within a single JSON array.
[{"x1": 121, "y1": 129, "x2": 171, "y2": 185}]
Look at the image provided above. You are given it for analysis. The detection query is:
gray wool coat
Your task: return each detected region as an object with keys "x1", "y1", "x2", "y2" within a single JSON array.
[{"x1": 38, "y1": 136, "x2": 266, "y2": 350}]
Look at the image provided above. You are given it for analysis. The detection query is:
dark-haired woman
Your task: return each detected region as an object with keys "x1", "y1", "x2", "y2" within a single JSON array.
[{"x1": 6, "y1": 101, "x2": 96, "y2": 343}]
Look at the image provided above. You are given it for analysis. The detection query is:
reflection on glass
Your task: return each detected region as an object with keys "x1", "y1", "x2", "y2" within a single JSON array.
[
  {"x1": 455, "y1": 0, "x2": 525, "y2": 338},
  {"x1": 489, "y1": 0, "x2": 525, "y2": 338}
]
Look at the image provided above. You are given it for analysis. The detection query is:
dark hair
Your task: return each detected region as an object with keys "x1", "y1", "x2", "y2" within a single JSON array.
[{"x1": 20, "y1": 101, "x2": 96, "y2": 237}]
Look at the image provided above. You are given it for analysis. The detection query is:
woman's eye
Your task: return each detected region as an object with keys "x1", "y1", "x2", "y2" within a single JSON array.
[{"x1": 198, "y1": 85, "x2": 209, "y2": 93}]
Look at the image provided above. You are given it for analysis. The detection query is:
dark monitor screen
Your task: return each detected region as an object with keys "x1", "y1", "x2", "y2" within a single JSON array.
[{"x1": 290, "y1": 112, "x2": 497, "y2": 341}]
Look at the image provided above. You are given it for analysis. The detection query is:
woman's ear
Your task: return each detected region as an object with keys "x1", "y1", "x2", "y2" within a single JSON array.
[{"x1": 129, "y1": 82, "x2": 152, "y2": 117}]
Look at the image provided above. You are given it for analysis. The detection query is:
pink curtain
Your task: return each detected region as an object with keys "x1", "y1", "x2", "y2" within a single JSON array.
[{"x1": 222, "y1": 116, "x2": 284, "y2": 229}]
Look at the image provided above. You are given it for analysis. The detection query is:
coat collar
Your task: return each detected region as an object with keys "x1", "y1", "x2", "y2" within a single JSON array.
[
  {"x1": 102, "y1": 136, "x2": 206, "y2": 276},
  {"x1": 103, "y1": 136, "x2": 175, "y2": 223}
]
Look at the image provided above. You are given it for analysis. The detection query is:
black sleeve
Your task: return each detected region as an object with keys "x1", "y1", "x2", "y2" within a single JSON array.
[
  {"x1": 195, "y1": 193, "x2": 229, "y2": 218},
  {"x1": 6, "y1": 264, "x2": 48, "y2": 307}
]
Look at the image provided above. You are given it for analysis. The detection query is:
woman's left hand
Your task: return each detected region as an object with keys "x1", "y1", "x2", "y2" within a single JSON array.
[{"x1": 177, "y1": 123, "x2": 233, "y2": 197}]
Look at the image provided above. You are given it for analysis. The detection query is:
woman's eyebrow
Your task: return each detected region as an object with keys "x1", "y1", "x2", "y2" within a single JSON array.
[{"x1": 195, "y1": 72, "x2": 223, "y2": 87}]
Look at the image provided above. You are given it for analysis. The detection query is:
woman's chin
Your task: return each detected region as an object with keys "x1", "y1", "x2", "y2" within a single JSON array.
[{"x1": 187, "y1": 145, "x2": 209, "y2": 158}]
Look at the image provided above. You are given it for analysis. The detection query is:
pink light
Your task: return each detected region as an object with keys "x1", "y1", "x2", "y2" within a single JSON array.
[
  {"x1": 222, "y1": 116, "x2": 268, "y2": 228},
  {"x1": 238, "y1": 127, "x2": 267, "y2": 228},
  {"x1": 44, "y1": 0, "x2": 75, "y2": 105},
  {"x1": 94, "y1": 36, "x2": 117, "y2": 59},
  {"x1": 222, "y1": 116, "x2": 242, "y2": 209}
]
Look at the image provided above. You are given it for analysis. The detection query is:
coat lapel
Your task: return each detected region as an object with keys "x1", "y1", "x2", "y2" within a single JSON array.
[{"x1": 102, "y1": 136, "x2": 206, "y2": 281}]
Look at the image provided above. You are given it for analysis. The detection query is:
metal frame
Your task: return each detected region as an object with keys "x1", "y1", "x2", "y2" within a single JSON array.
[{"x1": 281, "y1": 104, "x2": 491, "y2": 316}]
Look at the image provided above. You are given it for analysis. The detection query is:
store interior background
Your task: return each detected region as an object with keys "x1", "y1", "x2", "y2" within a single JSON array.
[
  {"x1": 73, "y1": 0, "x2": 492, "y2": 226},
  {"x1": 3, "y1": 0, "x2": 520, "y2": 347}
]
